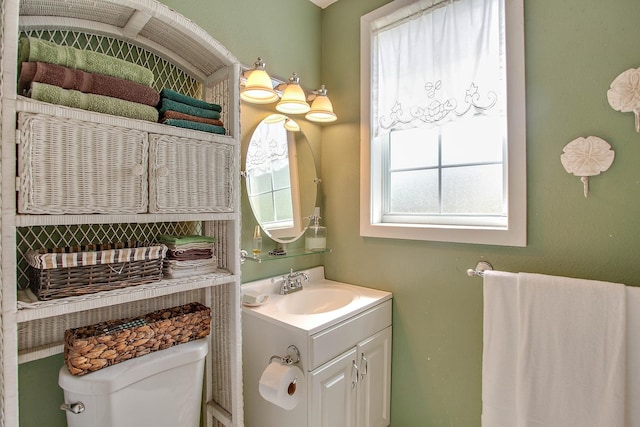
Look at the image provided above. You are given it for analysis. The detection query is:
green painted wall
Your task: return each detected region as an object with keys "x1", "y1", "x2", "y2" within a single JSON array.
[
  {"x1": 161, "y1": 0, "x2": 322, "y2": 87},
  {"x1": 17, "y1": 0, "x2": 640, "y2": 426},
  {"x1": 320, "y1": 0, "x2": 640, "y2": 425}
]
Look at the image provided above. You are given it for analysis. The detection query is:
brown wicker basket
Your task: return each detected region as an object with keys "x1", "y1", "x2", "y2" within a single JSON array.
[
  {"x1": 64, "y1": 302, "x2": 211, "y2": 376},
  {"x1": 26, "y1": 242, "x2": 167, "y2": 300}
]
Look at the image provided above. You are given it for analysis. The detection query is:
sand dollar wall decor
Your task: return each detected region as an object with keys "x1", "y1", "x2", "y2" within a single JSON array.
[
  {"x1": 561, "y1": 136, "x2": 615, "y2": 197},
  {"x1": 608, "y1": 67, "x2": 640, "y2": 132}
]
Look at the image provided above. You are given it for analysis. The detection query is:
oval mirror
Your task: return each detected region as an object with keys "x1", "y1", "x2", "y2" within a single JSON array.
[{"x1": 245, "y1": 114, "x2": 318, "y2": 243}]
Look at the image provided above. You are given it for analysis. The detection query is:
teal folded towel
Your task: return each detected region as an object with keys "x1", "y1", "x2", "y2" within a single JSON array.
[
  {"x1": 160, "y1": 88, "x2": 222, "y2": 112},
  {"x1": 157, "y1": 98, "x2": 221, "y2": 120},
  {"x1": 29, "y1": 83, "x2": 159, "y2": 122},
  {"x1": 159, "y1": 235, "x2": 217, "y2": 245},
  {"x1": 163, "y1": 119, "x2": 226, "y2": 135},
  {"x1": 19, "y1": 36, "x2": 154, "y2": 87}
]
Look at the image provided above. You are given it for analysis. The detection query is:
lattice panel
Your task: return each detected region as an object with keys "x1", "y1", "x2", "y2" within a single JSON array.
[
  {"x1": 22, "y1": 29, "x2": 202, "y2": 97},
  {"x1": 16, "y1": 222, "x2": 202, "y2": 289}
]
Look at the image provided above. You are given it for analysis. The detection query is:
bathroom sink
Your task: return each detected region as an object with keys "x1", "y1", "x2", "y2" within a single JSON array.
[
  {"x1": 277, "y1": 286, "x2": 356, "y2": 315},
  {"x1": 242, "y1": 266, "x2": 392, "y2": 333}
]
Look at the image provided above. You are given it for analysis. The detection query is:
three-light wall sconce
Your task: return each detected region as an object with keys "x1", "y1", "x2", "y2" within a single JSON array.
[{"x1": 240, "y1": 57, "x2": 337, "y2": 123}]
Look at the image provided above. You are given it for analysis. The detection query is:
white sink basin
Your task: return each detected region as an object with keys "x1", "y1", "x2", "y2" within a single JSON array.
[
  {"x1": 242, "y1": 266, "x2": 392, "y2": 333},
  {"x1": 278, "y1": 286, "x2": 356, "y2": 314}
]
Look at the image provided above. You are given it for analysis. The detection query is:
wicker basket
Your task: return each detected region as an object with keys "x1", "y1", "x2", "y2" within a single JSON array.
[
  {"x1": 26, "y1": 242, "x2": 167, "y2": 300},
  {"x1": 64, "y1": 302, "x2": 211, "y2": 376}
]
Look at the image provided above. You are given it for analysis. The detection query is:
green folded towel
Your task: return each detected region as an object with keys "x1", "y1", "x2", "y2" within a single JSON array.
[
  {"x1": 19, "y1": 36, "x2": 154, "y2": 87},
  {"x1": 157, "y1": 98, "x2": 221, "y2": 120},
  {"x1": 160, "y1": 88, "x2": 222, "y2": 112},
  {"x1": 29, "y1": 83, "x2": 159, "y2": 122},
  {"x1": 159, "y1": 235, "x2": 217, "y2": 245},
  {"x1": 163, "y1": 118, "x2": 226, "y2": 135}
]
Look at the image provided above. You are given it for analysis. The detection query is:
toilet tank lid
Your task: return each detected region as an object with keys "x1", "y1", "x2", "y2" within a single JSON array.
[{"x1": 59, "y1": 338, "x2": 208, "y2": 395}]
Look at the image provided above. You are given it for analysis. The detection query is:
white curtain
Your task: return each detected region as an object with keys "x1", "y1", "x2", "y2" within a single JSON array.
[{"x1": 372, "y1": 0, "x2": 505, "y2": 137}]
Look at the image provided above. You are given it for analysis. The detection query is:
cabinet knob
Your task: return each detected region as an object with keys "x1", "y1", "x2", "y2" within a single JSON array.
[
  {"x1": 131, "y1": 164, "x2": 144, "y2": 176},
  {"x1": 156, "y1": 166, "x2": 169, "y2": 177},
  {"x1": 360, "y1": 353, "x2": 368, "y2": 380},
  {"x1": 352, "y1": 360, "x2": 359, "y2": 388}
]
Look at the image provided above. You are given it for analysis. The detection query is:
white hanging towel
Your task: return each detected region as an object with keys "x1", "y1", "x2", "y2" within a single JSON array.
[
  {"x1": 482, "y1": 271, "x2": 626, "y2": 427},
  {"x1": 516, "y1": 273, "x2": 626, "y2": 427},
  {"x1": 482, "y1": 271, "x2": 519, "y2": 427},
  {"x1": 626, "y1": 286, "x2": 640, "y2": 426}
]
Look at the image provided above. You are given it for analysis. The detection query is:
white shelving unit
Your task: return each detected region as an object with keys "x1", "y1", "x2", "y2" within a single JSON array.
[{"x1": 0, "y1": 0, "x2": 243, "y2": 426}]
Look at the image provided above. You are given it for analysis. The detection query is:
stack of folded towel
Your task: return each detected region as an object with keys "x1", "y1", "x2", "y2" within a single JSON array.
[
  {"x1": 159, "y1": 235, "x2": 218, "y2": 279},
  {"x1": 17, "y1": 36, "x2": 160, "y2": 122},
  {"x1": 157, "y1": 88, "x2": 226, "y2": 135}
]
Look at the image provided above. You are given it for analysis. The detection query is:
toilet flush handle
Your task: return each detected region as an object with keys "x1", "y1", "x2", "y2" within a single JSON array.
[{"x1": 60, "y1": 402, "x2": 85, "y2": 414}]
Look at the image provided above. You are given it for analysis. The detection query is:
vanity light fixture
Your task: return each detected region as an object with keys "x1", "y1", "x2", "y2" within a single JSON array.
[
  {"x1": 276, "y1": 73, "x2": 311, "y2": 115},
  {"x1": 241, "y1": 60, "x2": 338, "y2": 123},
  {"x1": 240, "y1": 57, "x2": 279, "y2": 104},
  {"x1": 305, "y1": 85, "x2": 337, "y2": 123}
]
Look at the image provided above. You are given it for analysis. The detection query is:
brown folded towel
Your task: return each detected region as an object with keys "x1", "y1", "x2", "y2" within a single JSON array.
[
  {"x1": 19, "y1": 61, "x2": 160, "y2": 107},
  {"x1": 167, "y1": 249, "x2": 214, "y2": 261},
  {"x1": 161, "y1": 110, "x2": 224, "y2": 127}
]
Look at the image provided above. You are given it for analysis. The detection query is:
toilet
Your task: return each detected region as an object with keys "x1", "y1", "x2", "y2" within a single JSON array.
[{"x1": 58, "y1": 338, "x2": 208, "y2": 427}]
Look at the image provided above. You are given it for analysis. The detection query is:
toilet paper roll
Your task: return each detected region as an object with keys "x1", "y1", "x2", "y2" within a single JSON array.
[{"x1": 258, "y1": 361, "x2": 304, "y2": 410}]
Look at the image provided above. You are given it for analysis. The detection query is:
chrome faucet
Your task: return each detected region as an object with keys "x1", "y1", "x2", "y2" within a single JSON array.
[{"x1": 280, "y1": 268, "x2": 309, "y2": 295}]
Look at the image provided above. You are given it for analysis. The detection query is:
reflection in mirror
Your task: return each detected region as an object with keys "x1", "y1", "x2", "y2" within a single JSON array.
[{"x1": 245, "y1": 114, "x2": 318, "y2": 243}]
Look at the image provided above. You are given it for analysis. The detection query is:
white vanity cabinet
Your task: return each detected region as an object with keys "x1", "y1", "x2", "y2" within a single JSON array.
[
  {"x1": 309, "y1": 326, "x2": 392, "y2": 427},
  {"x1": 242, "y1": 267, "x2": 392, "y2": 427},
  {"x1": 1, "y1": 1, "x2": 243, "y2": 426}
]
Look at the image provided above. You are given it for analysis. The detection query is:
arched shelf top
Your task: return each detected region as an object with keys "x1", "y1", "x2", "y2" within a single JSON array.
[{"x1": 18, "y1": 0, "x2": 239, "y2": 84}]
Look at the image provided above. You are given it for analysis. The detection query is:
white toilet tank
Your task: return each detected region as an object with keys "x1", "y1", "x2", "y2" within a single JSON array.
[{"x1": 59, "y1": 338, "x2": 208, "y2": 427}]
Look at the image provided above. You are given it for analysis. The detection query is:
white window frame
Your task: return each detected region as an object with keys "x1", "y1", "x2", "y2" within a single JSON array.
[{"x1": 360, "y1": 0, "x2": 527, "y2": 247}]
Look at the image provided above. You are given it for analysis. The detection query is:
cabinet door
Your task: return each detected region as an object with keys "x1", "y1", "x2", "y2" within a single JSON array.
[
  {"x1": 357, "y1": 326, "x2": 392, "y2": 427},
  {"x1": 149, "y1": 134, "x2": 234, "y2": 213},
  {"x1": 17, "y1": 112, "x2": 149, "y2": 214},
  {"x1": 309, "y1": 347, "x2": 358, "y2": 427}
]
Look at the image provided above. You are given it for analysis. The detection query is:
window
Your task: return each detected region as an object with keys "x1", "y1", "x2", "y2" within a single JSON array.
[{"x1": 360, "y1": 0, "x2": 526, "y2": 246}]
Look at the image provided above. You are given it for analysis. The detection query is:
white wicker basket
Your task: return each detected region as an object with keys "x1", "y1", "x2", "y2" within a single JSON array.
[
  {"x1": 17, "y1": 112, "x2": 149, "y2": 214},
  {"x1": 149, "y1": 133, "x2": 234, "y2": 213}
]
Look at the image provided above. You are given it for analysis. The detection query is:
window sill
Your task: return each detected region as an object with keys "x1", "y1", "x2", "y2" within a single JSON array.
[{"x1": 360, "y1": 221, "x2": 526, "y2": 247}]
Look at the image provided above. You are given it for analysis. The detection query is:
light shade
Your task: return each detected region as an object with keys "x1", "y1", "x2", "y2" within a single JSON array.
[
  {"x1": 241, "y1": 58, "x2": 279, "y2": 104},
  {"x1": 305, "y1": 85, "x2": 337, "y2": 123},
  {"x1": 276, "y1": 73, "x2": 310, "y2": 115},
  {"x1": 263, "y1": 113, "x2": 287, "y2": 124},
  {"x1": 284, "y1": 118, "x2": 301, "y2": 132}
]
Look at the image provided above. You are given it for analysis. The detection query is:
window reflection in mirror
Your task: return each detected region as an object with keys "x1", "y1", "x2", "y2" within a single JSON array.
[{"x1": 245, "y1": 114, "x2": 317, "y2": 243}]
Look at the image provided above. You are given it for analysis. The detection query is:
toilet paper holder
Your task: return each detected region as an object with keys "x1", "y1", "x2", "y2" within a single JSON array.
[{"x1": 269, "y1": 345, "x2": 301, "y2": 365}]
